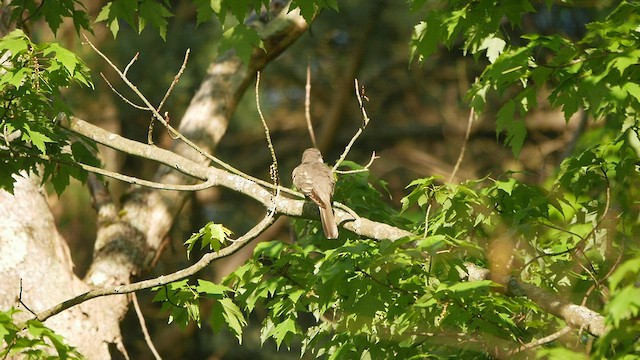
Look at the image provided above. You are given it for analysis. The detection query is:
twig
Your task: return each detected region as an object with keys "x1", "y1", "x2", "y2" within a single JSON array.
[
  {"x1": 84, "y1": 35, "x2": 220, "y2": 166},
  {"x1": 83, "y1": 36, "x2": 296, "y2": 198},
  {"x1": 332, "y1": 79, "x2": 373, "y2": 172},
  {"x1": 115, "y1": 338, "x2": 131, "y2": 360},
  {"x1": 581, "y1": 241, "x2": 623, "y2": 307},
  {"x1": 37, "y1": 153, "x2": 216, "y2": 192},
  {"x1": 448, "y1": 107, "x2": 474, "y2": 183},
  {"x1": 100, "y1": 73, "x2": 147, "y2": 110},
  {"x1": 506, "y1": 326, "x2": 572, "y2": 355},
  {"x1": 132, "y1": 292, "x2": 162, "y2": 360},
  {"x1": 334, "y1": 151, "x2": 379, "y2": 174},
  {"x1": 56, "y1": 115, "x2": 451, "y2": 242},
  {"x1": 305, "y1": 62, "x2": 317, "y2": 148},
  {"x1": 424, "y1": 202, "x2": 432, "y2": 238},
  {"x1": 150, "y1": 49, "x2": 190, "y2": 145},
  {"x1": 158, "y1": 49, "x2": 189, "y2": 114},
  {"x1": 123, "y1": 52, "x2": 139, "y2": 77},
  {"x1": 524, "y1": 181, "x2": 611, "y2": 274},
  {"x1": 18, "y1": 279, "x2": 36, "y2": 316},
  {"x1": 256, "y1": 71, "x2": 279, "y2": 187}
]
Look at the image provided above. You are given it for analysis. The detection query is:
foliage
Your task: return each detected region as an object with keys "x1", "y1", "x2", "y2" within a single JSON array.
[
  {"x1": 0, "y1": 29, "x2": 97, "y2": 194},
  {"x1": 412, "y1": 0, "x2": 640, "y2": 158},
  {"x1": 8, "y1": 0, "x2": 91, "y2": 35},
  {"x1": 207, "y1": 163, "x2": 636, "y2": 357},
  {"x1": 184, "y1": 222, "x2": 233, "y2": 259},
  {"x1": 0, "y1": 308, "x2": 83, "y2": 359}
]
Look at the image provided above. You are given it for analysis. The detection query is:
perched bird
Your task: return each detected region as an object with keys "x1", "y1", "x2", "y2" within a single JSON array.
[{"x1": 292, "y1": 148, "x2": 339, "y2": 239}]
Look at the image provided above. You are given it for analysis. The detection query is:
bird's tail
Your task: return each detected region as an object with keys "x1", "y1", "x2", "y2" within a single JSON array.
[{"x1": 319, "y1": 206, "x2": 339, "y2": 239}]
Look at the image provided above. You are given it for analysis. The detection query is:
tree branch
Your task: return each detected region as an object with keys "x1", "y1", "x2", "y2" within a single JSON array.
[
  {"x1": 59, "y1": 115, "x2": 412, "y2": 242},
  {"x1": 463, "y1": 263, "x2": 606, "y2": 337},
  {"x1": 34, "y1": 214, "x2": 276, "y2": 323}
]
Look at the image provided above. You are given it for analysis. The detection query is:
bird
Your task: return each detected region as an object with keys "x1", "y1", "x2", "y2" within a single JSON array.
[{"x1": 292, "y1": 148, "x2": 339, "y2": 239}]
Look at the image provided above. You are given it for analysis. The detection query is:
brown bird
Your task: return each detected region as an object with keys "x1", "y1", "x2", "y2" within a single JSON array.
[{"x1": 292, "y1": 148, "x2": 339, "y2": 239}]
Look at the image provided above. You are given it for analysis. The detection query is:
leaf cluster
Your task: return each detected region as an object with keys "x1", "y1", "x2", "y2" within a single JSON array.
[
  {"x1": 95, "y1": 0, "x2": 338, "y2": 63},
  {"x1": 0, "y1": 29, "x2": 98, "y2": 194},
  {"x1": 0, "y1": 308, "x2": 83, "y2": 359},
  {"x1": 411, "y1": 1, "x2": 640, "y2": 158},
  {"x1": 8, "y1": 0, "x2": 91, "y2": 35}
]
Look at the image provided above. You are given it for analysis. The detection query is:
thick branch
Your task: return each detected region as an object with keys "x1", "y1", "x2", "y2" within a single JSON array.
[
  {"x1": 464, "y1": 263, "x2": 606, "y2": 337},
  {"x1": 61, "y1": 115, "x2": 412, "y2": 242}
]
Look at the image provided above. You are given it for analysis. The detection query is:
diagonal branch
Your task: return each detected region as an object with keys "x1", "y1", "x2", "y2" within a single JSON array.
[{"x1": 34, "y1": 213, "x2": 277, "y2": 323}]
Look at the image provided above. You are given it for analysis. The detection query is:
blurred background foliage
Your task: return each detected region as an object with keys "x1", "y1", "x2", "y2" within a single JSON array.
[{"x1": 25, "y1": 0, "x2": 622, "y2": 358}]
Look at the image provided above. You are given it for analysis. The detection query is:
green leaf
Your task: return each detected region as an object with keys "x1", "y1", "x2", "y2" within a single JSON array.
[
  {"x1": 623, "y1": 82, "x2": 640, "y2": 103},
  {"x1": 269, "y1": 317, "x2": 298, "y2": 349},
  {"x1": 22, "y1": 124, "x2": 52, "y2": 154},
  {"x1": 50, "y1": 165, "x2": 71, "y2": 195},
  {"x1": 222, "y1": 0, "x2": 263, "y2": 23},
  {"x1": 478, "y1": 34, "x2": 506, "y2": 64},
  {"x1": 219, "y1": 24, "x2": 264, "y2": 64},
  {"x1": 138, "y1": 1, "x2": 173, "y2": 40},
  {"x1": 42, "y1": 43, "x2": 81, "y2": 76},
  {"x1": 292, "y1": 0, "x2": 317, "y2": 22},
  {"x1": 607, "y1": 286, "x2": 640, "y2": 327},
  {"x1": 184, "y1": 222, "x2": 232, "y2": 258},
  {"x1": 609, "y1": 50, "x2": 640, "y2": 75},
  {"x1": 439, "y1": 280, "x2": 493, "y2": 294},
  {"x1": 193, "y1": 0, "x2": 218, "y2": 25},
  {"x1": 40, "y1": 0, "x2": 65, "y2": 34},
  {"x1": 496, "y1": 100, "x2": 527, "y2": 157},
  {"x1": 95, "y1": 1, "x2": 139, "y2": 38},
  {"x1": 214, "y1": 298, "x2": 246, "y2": 343},
  {"x1": 536, "y1": 348, "x2": 588, "y2": 360},
  {"x1": 410, "y1": 14, "x2": 444, "y2": 63},
  {"x1": 71, "y1": 141, "x2": 100, "y2": 167},
  {"x1": 608, "y1": 257, "x2": 640, "y2": 291},
  {"x1": 196, "y1": 279, "x2": 233, "y2": 297},
  {"x1": 0, "y1": 29, "x2": 30, "y2": 54},
  {"x1": 495, "y1": 178, "x2": 517, "y2": 195}
]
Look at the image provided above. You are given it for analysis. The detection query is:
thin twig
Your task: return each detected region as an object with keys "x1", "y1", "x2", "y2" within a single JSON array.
[
  {"x1": 448, "y1": 107, "x2": 474, "y2": 183},
  {"x1": 115, "y1": 338, "x2": 131, "y2": 360},
  {"x1": 100, "y1": 73, "x2": 147, "y2": 110},
  {"x1": 18, "y1": 278, "x2": 36, "y2": 316},
  {"x1": 150, "y1": 49, "x2": 190, "y2": 145},
  {"x1": 60, "y1": 114, "x2": 303, "y2": 203},
  {"x1": 123, "y1": 52, "x2": 139, "y2": 77},
  {"x1": 506, "y1": 326, "x2": 572, "y2": 355},
  {"x1": 132, "y1": 292, "x2": 162, "y2": 360},
  {"x1": 305, "y1": 62, "x2": 317, "y2": 148},
  {"x1": 332, "y1": 79, "x2": 373, "y2": 172},
  {"x1": 581, "y1": 243, "x2": 623, "y2": 306},
  {"x1": 424, "y1": 203, "x2": 432, "y2": 238},
  {"x1": 256, "y1": 71, "x2": 279, "y2": 187},
  {"x1": 57, "y1": 115, "x2": 435, "y2": 242},
  {"x1": 158, "y1": 49, "x2": 190, "y2": 113},
  {"x1": 334, "y1": 151, "x2": 379, "y2": 174},
  {"x1": 37, "y1": 153, "x2": 215, "y2": 192},
  {"x1": 83, "y1": 36, "x2": 296, "y2": 198}
]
